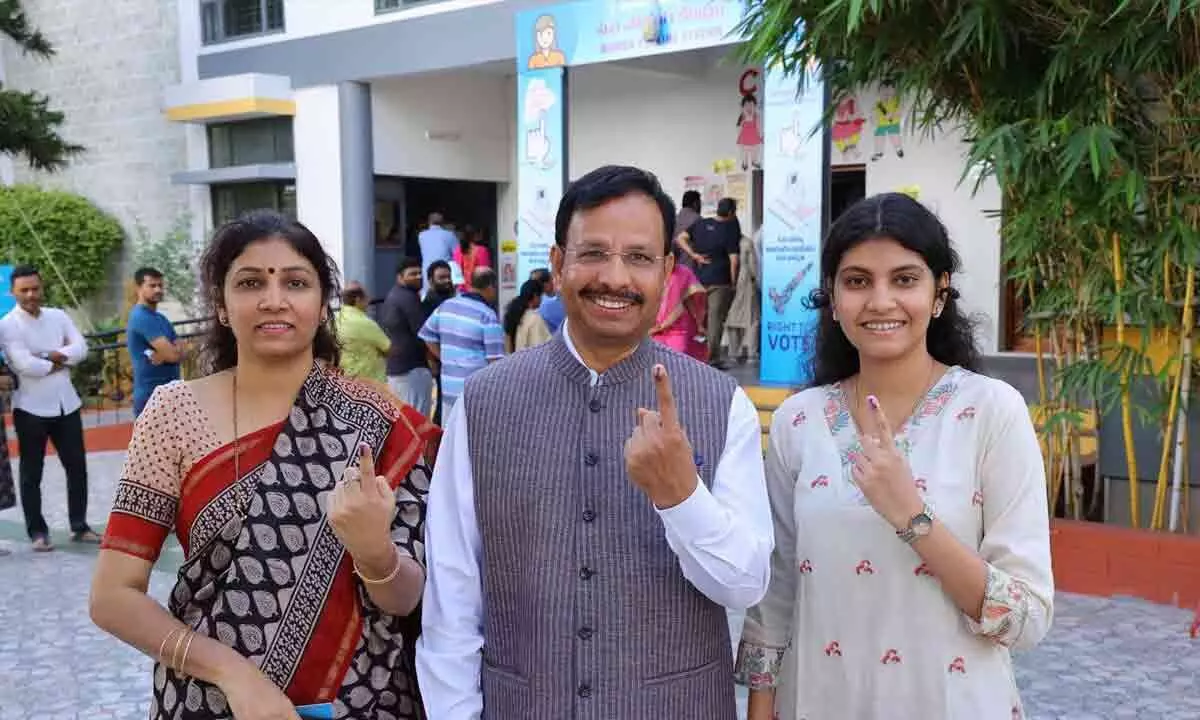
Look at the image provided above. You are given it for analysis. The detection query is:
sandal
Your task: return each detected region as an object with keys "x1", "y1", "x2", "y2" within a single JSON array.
[
  {"x1": 71, "y1": 529, "x2": 102, "y2": 544},
  {"x1": 31, "y1": 535, "x2": 54, "y2": 552}
]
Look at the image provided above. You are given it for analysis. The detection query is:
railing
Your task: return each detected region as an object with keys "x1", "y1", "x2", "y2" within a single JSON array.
[{"x1": 70, "y1": 317, "x2": 212, "y2": 426}]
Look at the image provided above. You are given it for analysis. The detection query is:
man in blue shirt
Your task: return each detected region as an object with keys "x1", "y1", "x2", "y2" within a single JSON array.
[
  {"x1": 531, "y1": 267, "x2": 565, "y2": 333},
  {"x1": 126, "y1": 267, "x2": 184, "y2": 416}
]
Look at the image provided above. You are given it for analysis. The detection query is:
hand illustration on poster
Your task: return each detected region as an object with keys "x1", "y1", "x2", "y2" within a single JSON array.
[
  {"x1": 523, "y1": 77, "x2": 558, "y2": 169},
  {"x1": 737, "y1": 93, "x2": 764, "y2": 170},
  {"x1": 832, "y1": 96, "x2": 866, "y2": 162},
  {"x1": 871, "y1": 82, "x2": 905, "y2": 161},
  {"x1": 767, "y1": 261, "x2": 814, "y2": 316}
]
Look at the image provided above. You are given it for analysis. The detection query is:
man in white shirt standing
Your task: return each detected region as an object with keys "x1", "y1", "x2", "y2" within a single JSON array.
[
  {"x1": 416, "y1": 166, "x2": 773, "y2": 719},
  {"x1": 0, "y1": 265, "x2": 94, "y2": 552}
]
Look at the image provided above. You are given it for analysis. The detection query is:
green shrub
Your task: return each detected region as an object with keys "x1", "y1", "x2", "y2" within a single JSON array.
[{"x1": 0, "y1": 184, "x2": 124, "y2": 307}]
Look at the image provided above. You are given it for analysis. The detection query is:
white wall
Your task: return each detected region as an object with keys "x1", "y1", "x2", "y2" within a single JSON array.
[
  {"x1": 293, "y1": 85, "x2": 346, "y2": 273},
  {"x1": 569, "y1": 61, "x2": 753, "y2": 223},
  {"x1": 372, "y1": 71, "x2": 514, "y2": 182},
  {"x1": 852, "y1": 86, "x2": 1003, "y2": 352}
]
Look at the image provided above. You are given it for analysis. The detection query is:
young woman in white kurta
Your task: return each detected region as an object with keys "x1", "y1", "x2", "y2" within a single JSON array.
[{"x1": 736, "y1": 193, "x2": 1054, "y2": 720}]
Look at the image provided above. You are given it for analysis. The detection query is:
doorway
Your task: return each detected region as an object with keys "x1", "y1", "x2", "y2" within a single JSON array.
[
  {"x1": 372, "y1": 176, "x2": 499, "y2": 300},
  {"x1": 829, "y1": 166, "x2": 866, "y2": 223}
]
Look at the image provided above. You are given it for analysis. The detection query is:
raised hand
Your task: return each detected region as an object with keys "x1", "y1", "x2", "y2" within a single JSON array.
[
  {"x1": 851, "y1": 395, "x2": 924, "y2": 530},
  {"x1": 623, "y1": 364, "x2": 698, "y2": 509},
  {"x1": 328, "y1": 442, "x2": 396, "y2": 567}
]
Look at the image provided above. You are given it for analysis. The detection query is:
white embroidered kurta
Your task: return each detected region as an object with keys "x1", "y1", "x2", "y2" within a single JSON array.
[{"x1": 736, "y1": 367, "x2": 1054, "y2": 720}]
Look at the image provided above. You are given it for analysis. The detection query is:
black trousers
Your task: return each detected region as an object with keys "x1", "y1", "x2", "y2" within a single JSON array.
[{"x1": 13, "y1": 408, "x2": 89, "y2": 538}]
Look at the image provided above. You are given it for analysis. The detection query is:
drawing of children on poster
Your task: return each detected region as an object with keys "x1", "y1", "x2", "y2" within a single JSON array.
[
  {"x1": 737, "y1": 92, "x2": 764, "y2": 170},
  {"x1": 527, "y1": 14, "x2": 566, "y2": 69},
  {"x1": 872, "y1": 82, "x2": 905, "y2": 160},
  {"x1": 831, "y1": 96, "x2": 866, "y2": 161}
]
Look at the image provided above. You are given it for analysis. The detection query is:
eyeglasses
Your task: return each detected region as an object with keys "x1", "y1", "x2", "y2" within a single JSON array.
[{"x1": 565, "y1": 248, "x2": 666, "y2": 269}]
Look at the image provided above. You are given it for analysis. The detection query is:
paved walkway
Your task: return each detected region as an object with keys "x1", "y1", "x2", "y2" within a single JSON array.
[{"x1": 1, "y1": 452, "x2": 1198, "y2": 718}]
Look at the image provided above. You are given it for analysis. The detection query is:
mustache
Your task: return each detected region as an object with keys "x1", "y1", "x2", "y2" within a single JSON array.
[{"x1": 580, "y1": 287, "x2": 645, "y2": 305}]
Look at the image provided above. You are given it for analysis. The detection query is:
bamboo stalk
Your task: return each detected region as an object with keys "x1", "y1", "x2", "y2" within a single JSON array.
[
  {"x1": 1151, "y1": 332, "x2": 1185, "y2": 529},
  {"x1": 1111, "y1": 233, "x2": 1141, "y2": 527},
  {"x1": 1168, "y1": 265, "x2": 1196, "y2": 532}
]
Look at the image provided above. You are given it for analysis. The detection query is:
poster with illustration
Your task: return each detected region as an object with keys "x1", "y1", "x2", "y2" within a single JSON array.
[
  {"x1": 516, "y1": 68, "x2": 565, "y2": 280},
  {"x1": 760, "y1": 60, "x2": 825, "y2": 387},
  {"x1": 736, "y1": 92, "x2": 763, "y2": 170},
  {"x1": 831, "y1": 95, "x2": 867, "y2": 163},
  {"x1": 872, "y1": 82, "x2": 905, "y2": 160}
]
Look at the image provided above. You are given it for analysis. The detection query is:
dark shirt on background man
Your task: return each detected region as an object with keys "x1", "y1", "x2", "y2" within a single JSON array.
[
  {"x1": 378, "y1": 284, "x2": 429, "y2": 377},
  {"x1": 685, "y1": 217, "x2": 740, "y2": 286}
]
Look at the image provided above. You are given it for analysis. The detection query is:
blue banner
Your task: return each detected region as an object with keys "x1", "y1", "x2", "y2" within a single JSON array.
[
  {"x1": 759, "y1": 62, "x2": 826, "y2": 387},
  {"x1": 0, "y1": 266, "x2": 14, "y2": 318},
  {"x1": 516, "y1": 68, "x2": 566, "y2": 281},
  {"x1": 515, "y1": 0, "x2": 745, "y2": 69}
]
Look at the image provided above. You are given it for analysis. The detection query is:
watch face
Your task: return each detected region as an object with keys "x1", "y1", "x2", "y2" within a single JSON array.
[{"x1": 912, "y1": 513, "x2": 933, "y2": 535}]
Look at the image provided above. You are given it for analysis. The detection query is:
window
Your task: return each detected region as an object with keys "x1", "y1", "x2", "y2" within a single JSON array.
[
  {"x1": 211, "y1": 182, "x2": 296, "y2": 226},
  {"x1": 201, "y1": 0, "x2": 284, "y2": 45},
  {"x1": 375, "y1": 0, "x2": 444, "y2": 12},
  {"x1": 207, "y1": 118, "x2": 294, "y2": 169}
]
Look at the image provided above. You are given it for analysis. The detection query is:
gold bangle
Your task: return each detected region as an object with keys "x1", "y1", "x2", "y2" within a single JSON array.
[
  {"x1": 157, "y1": 629, "x2": 181, "y2": 665},
  {"x1": 178, "y1": 632, "x2": 197, "y2": 677},
  {"x1": 353, "y1": 548, "x2": 403, "y2": 585},
  {"x1": 170, "y1": 630, "x2": 188, "y2": 671}
]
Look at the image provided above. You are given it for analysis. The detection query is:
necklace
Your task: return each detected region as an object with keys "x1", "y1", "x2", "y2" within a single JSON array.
[{"x1": 853, "y1": 358, "x2": 940, "y2": 435}]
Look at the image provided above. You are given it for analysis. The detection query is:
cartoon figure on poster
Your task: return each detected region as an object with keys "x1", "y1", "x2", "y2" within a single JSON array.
[
  {"x1": 736, "y1": 93, "x2": 764, "y2": 170},
  {"x1": 872, "y1": 82, "x2": 905, "y2": 160},
  {"x1": 523, "y1": 77, "x2": 558, "y2": 169},
  {"x1": 832, "y1": 96, "x2": 866, "y2": 161},
  {"x1": 527, "y1": 14, "x2": 566, "y2": 69}
]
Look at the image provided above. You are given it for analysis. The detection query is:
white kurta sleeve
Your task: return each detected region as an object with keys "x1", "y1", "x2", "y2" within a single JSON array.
[
  {"x1": 965, "y1": 380, "x2": 1055, "y2": 650},
  {"x1": 734, "y1": 403, "x2": 798, "y2": 689}
]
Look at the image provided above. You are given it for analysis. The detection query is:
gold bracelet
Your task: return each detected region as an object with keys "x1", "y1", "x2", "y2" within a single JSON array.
[
  {"x1": 157, "y1": 629, "x2": 181, "y2": 665},
  {"x1": 178, "y1": 632, "x2": 197, "y2": 677},
  {"x1": 353, "y1": 547, "x2": 403, "y2": 585},
  {"x1": 170, "y1": 630, "x2": 188, "y2": 671}
]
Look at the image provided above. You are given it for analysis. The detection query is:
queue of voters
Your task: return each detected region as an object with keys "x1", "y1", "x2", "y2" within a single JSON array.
[{"x1": 72, "y1": 164, "x2": 1051, "y2": 719}]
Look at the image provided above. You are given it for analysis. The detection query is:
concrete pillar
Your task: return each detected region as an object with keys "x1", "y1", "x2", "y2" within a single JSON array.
[{"x1": 293, "y1": 81, "x2": 374, "y2": 286}]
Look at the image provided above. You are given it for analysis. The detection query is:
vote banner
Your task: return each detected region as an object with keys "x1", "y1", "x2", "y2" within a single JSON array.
[
  {"x1": 515, "y1": 0, "x2": 745, "y2": 70},
  {"x1": 759, "y1": 60, "x2": 826, "y2": 387},
  {"x1": 516, "y1": 68, "x2": 566, "y2": 281}
]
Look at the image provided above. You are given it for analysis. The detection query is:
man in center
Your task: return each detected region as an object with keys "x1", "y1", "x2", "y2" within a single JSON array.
[{"x1": 417, "y1": 165, "x2": 772, "y2": 719}]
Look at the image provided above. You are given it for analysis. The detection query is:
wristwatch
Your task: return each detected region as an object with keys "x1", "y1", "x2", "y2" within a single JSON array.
[{"x1": 896, "y1": 503, "x2": 934, "y2": 544}]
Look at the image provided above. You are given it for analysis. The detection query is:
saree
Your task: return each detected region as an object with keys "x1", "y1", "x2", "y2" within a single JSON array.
[
  {"x1": 102, "y1": 364, "x2": 439, "y2": 719},
  {"x1": 652, "y1": 264, "x2": 708, "y2": 362}
]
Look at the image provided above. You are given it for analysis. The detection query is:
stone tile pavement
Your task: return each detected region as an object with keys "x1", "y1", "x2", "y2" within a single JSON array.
[{"x1": 1, "y1": 451, "x2": 1199, "y2": 718}]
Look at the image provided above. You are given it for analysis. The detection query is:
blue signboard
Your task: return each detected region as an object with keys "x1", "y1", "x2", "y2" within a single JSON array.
[
  {"x1": 0, "y1": 265, "x2": 15, "y2": 318},
  {"x1": 759, "y1": 60, "x2": 826, "y2": 387},
  {"x1": 516, "y1": 0, "x2": 745, "y2": 70},
  {"x1": 516, "y1": 68, "x2": 566, "y2": 281}
]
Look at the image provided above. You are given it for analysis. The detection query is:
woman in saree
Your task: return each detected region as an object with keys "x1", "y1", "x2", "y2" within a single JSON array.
[
  {"x1": 89, "y1": 210, "x2": 439, "y2": 720},
  {"x1": 451, "y1": 225, "x2": 492, "y2": 293},
  {"x1": 650, "y1": 256, "x2": 708, "y2": 361}
]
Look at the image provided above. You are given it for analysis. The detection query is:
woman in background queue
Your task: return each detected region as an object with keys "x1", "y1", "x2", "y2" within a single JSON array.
[
  {"x1": 738, "y1": 193, "x2": 1053, "y2": 719},
  {"x1": 503, "y1": 277, "x2": 552, "y2": 354},
  {"x1": 89, "y1": 210, "x2": 438, "y2": 720},
  {"x1": 650, "y1": 245, "x2": 709, "y2": 362}
]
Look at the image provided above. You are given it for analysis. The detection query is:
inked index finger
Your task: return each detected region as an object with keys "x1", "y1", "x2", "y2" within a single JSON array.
[
  {"x1": 865, "y1": 395, "x2": 895, "y2": 443},
  {"x1": 357, "y1": 441, "x2": 376, "y2": 480},
  {"x1": 653, "y1": 364, "x2": 679, "y2": 428}
]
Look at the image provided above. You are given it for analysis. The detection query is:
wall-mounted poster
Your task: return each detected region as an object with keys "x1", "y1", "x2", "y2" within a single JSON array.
[
  {"x1": 831, "y1": 95, "x2": 866, "y2": 163},
  {"x1": 871, "y1": 82, "x2": 905, "y2": 161},
  {"x1": 760, "y1": 58, "x2": 826, "y2": 387},
  {"x1": 516, "y1": 68, "x2": 565, "y2": 281}
]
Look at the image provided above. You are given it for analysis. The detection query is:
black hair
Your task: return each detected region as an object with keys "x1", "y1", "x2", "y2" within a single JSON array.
[
  {"x1": 398, "y1": 256, "x2": 422, "y2": 274},
  {"x1": 806, "y1": 192, "x2": 980, "y2": 386},
  {"x1": 134, "y1": 267, "x2": 163, "y2": 285},
  {"x1": 502, "y1": 277, "x2": 545, "y2": 347},
  {"x1": 470, "y1": 267, "x2": 497, "y2": 292},
  {"x1": 11, "y1": 265, "x2": 39, "y2": 285},
  {"x1": 199, "y1": 209, "x2": 341, "y2": 374},
  {"x1": 341, "y1": 285, "x2": 368, "y2": 305},
  {"x1": 717, "y1": 197, "x2": 737, "y2": 218},
  {"x1": 530, "y1": 267, "x2": 551, "y2": 283},
  {"x1": 427, "y1": 259, "x2": 451, "y2": 280},
  {"x1": 681, "y1": 190, "x2": 701, "y2": 212},
  {"x1": 555, "y1": 165, "x2": 676, "y2": 255},
  {"x1": 458, "y1": 224, "x2": 479, "y2": 255}
]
